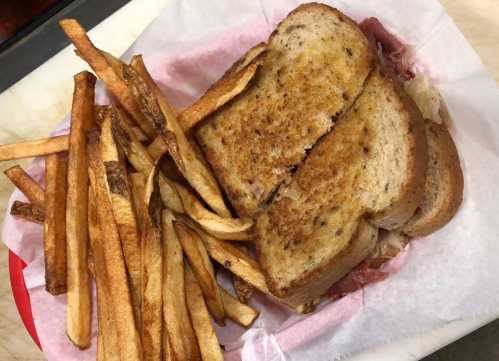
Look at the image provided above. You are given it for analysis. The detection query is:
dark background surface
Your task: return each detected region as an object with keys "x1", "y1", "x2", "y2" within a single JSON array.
[
  {"x1": 0, "y1": 0, "x2": 130, "y2": 92},
  {"x1": 423, "y1": 320, "x2": 499, "y2": 361}
]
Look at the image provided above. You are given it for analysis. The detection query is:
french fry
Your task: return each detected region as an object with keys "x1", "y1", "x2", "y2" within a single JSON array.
[
  {"x1": 10, "y1": 200, "x2": 44, "y2": 223},
  {"x1": 88, "y1": 188, "x2": 119, "y2": 361},
  {"x1": 4, "y1": 165, "x2": 45, "y2": 208},
  {"x1": 188, "y1": 222, "x2": 269, "y2": 294},
  {"x1": 97, "y1": 103, "x2": 148, "y2": 143},
  {"x1": 122, "y1": 64, "x2": 166, "y2": 136},
  {"x1": 99, "y1": 49, "x2": 125, "y2": 79},
  {"x1": 111, "y1": 107, "x2": 156, "y2": 175},
  {"x1": 221, "y1": 288, "x2": 259, "y2": 327},
  {"x1": 177, "y1": 61, "x2": 260, "y2": 131},
  {"x1": 129, "y1": 55, "x2": 169, "y2": 111},
  {"x1": 162, "y1": 326, "x2": 173, "y2": 361},
  {"x1": 158, "y1": 91, "x2": 231, "y2": 218},
  {"x1": 111, "y1": 105, "x2": 251, "y2": 241},
  {"x1": 65, "y1": 71, "x2": 95, "y2": 349},
  {"x1": 159, "y1": 155, "x2": 186, "y2": 184},
  {"x1": 130, "y1": 55, "x2": 231, "y2": 218},
  {"x1": 0, "y1": 135, "x2": 69, "y2": 161},
  {"x1": 130, "y1": 53, "x2": 262, "y2": 132},
  {"x1": 87, "y1": 131, "x2": 143, "y2": 361},
  {"x1": 232, "y1": 245, "x2": 255, "y2": 304},
  {"x1": 131, "y1": 126, "x2": 149, "y2": 143},
  {"x1": 174, "y1": 183, "x2": 253, "y2": 240},
  {"x1": 100, "y1": 114, "x2": 142, "y2": 326},
  {"x1": 162, "y1": 209, "x2": 201, "y2": 361},
  {"x1": 233, "y1": 275, "x2": 254, "y2": 304},
  {"x1": 185, "y1": 266, "x2": 224, "y2": 361},
  {"x1": 174, "y1": 222, "x2": 225, "y2": 325},
  {"x1": 110, "y1": 106, "x2": 184, "y2": 213},
  {"x1": 59, "y1": 19, "x2": 156, "y2": 139},
  {"x1": 44, "y1": 153, "x2": 68, "y2": 295},
  {"x1": 146, "y1": 135, "x2": 167, "y2": 160},
  {"x1": 97, "y1": 322, "x2": 105, "y2": 361},
  {"x1": 141, "y1": 165, "x2": 164, "y2": 361},
  {"x1": 87, "y1": 252, "x2": 95, "y2": 279},
  {"x1": 129, "y1": 172, "x2": 146, "y2": 235}
]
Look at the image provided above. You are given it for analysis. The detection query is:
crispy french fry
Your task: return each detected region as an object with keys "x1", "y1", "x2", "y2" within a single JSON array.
[
  {"x1": 4, "y1": 165, "x2": 45, "y2": 208},
  {"x1": 207, "y1": 238, "x2": 268, "y2": 293},
  {"x1": 157, "y1": 94, "x2": 231, "y2": 218},
  {"x1": 88, "y1": 188, "x2": 119, "y2": 361},
  {"x1": 66, "y1": 71, "x2": 95, "y2": 349},
  {"x1": 99, "y1": 49, "x2": 125, "y2": 78},
  {"x1": 141, "y1": 165, "x2": 164, "y2": 361},
  {"x1": 185, "y1": 266, "x2": 224, "y2": 361},
  {"x1": 233, "y1": 275, "x2": 254, "y2": 304},
  {"x1": 97, "y1": 321, "x2": 105, "y2": 361},
  {"x1": 10, "y1": 200, "x2": 44, "y2": 223},
  {"x1": 87, "y1": 252, "x2": 95, "y2": 279},
  {"x1": 44, "y1": 153, "x2": 68, "y2": 295},
  {"x1": 178, "y1": 61, "x2": 260, "y2": 131},
  {"x1": 162, "y1": 210, "x2": 201, "y2": 361},
  {"x1": 122, "y1": 64, "x2": 166, "y2": 135},
  {"x1": 159, "y1": 155, "x2": 186, "y2": 184},
  {"x1": 129, "y1": 172, "x2": 146, "y2": 235},
  {"x1": 87, "y1": 131, "x2": 143, "y2": 360},
  {"x1": 0, "y1": 135, "x2": 69, "y2": 161},
  {"x1": 129, "y1": 55, "x2": 169, "y2": 110},
  {"x1": 100, "y1": 114, "x2": 142, "y2": 326},
  {"x1": 232, "y1": 245, "x2": 255, "y2": 304},
  {"x1": 111, "y1": 107, "x2": 184, "y2": 213},
  {"x1": 162, "y1": 327, "x2": 173, "y2": 361},
  {"x1": 174, "y1": 222, "x2": 225, "y2": 325},
  {"x1": 111, "y1": 107, "x2": 155, "y2": 175},
  {"x1": 59, "y1": 19, "x2": 156, "y2": 139},
  {"x1": 221, "y1": 288, "x2": 259, "y2": 327},
  {"x1": 111, "y1": 105, "x2": 251, "y2": 242},
  {"x1": 174, "y1": 183, "x2": 253, "y2": 240},
  {"x1": 146, "y1": 136, "x2": 167, "y2": 160},
  {"x1": 131, "y1": 126, "x2": 149, "y2": 143},
  {"x1": 130, "y1": 53, "x2": 261, "y2": 133},
  {"x1": 187, "y1": 222, "x2": 269, "y2": 294},
  {"x1": 129, "y1": 55, "x2": 231, "y2": 218}
]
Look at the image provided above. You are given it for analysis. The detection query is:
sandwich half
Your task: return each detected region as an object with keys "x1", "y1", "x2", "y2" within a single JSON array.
[
  {"x1": 254, "y1": 67, "x2": 427, "y2": 308},
  {"x1": 196, "y1": 3, "x2": 375, "y2": 217}
]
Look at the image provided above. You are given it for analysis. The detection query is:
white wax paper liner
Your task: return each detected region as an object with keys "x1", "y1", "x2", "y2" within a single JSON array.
[{"x1": 3, "y1": 0, "x2": 499, "y2": 360}]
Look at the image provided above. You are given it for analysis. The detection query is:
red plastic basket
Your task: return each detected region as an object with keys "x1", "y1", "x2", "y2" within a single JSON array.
[{"x1": 8, "y1": 250, "x2": 42, "y2": 349}]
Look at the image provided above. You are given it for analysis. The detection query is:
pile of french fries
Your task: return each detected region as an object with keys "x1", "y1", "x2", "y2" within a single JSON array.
[{"x1": 0, "y1": 18, "x2": 269, "y2": 361}]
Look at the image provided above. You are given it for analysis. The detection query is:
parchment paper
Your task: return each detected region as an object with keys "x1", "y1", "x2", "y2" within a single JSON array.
[{"x1": 3, "y1": 0, "x2": 499, "y2": 360}]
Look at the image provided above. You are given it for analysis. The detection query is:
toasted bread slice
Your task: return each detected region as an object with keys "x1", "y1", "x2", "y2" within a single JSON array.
[
  {"x1": 254, "y1": 68, "x2": 427, "y2": 304},
  {"x1": 403, "y1": 121, "x2": 463, "y2": 237},
  {"x1": 196, "y1": 3, "x2": 374, "y2": 217}
]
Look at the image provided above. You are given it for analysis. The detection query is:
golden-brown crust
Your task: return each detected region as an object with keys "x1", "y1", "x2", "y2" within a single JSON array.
[
  {"x1": 254, "y1": 67, "x2": 425, "y2": 303},
  {"x1": 10, "y1": 201, "x2": 44, "y2": 224},
  {"x1": 196, "y1": 2, "x2": 375, "y2": 217},
  {"x1": 268, "y1": 218, "x2": 378, "y2": 307},
  {"x1": 284, "y1": 2, "x2": 365, "y2": 33},
  {"x1": 403, "y1": 122, "x2": 463, "y2": 236},
  {"x1": 369, "y1": 69, "x2": 428, "y2": 230}
]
